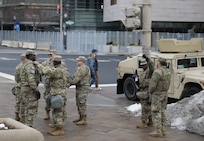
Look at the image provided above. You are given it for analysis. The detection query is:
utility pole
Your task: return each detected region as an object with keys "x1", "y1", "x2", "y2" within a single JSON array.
[
  {"x1": 60, "y1": 0, "x2": 63, "y2": 33},
  {"x1": 142, "y1": 0, "x2": 152, "y2": 55}
]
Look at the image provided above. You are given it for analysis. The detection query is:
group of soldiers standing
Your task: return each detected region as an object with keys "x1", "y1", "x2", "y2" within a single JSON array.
[
  {"x1": 14, "y1": 49, "x2": 91, "y2": 136},
  {"x1": 136, "y1": 54, "x2": 171, "y2": 138}
]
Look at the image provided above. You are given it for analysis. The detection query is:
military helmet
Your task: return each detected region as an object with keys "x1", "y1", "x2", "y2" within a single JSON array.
[
  {"x1": 20, "y1": 53, "x2": 26, "y2": 59},
  {"x1": 53, "y1": 55, "x2": 62, "y2": 62},
  {"x1": 49, "y1": 49, "x2": 57, "y2": 55},
  {"x1": 158, "y1": 58, "x2": 167, "y2": 64},
  {"x1": 140, "y1": 59, "x2": 147, "y2": 65},
  {"x1": 158, "y1": 58, "x2": 167, "y2": 66},
  {"x1": 136, "y1": 91, "x2": 148, "y2": 99},
  {"x1": 51, "y1": 95, "x2": 64, "y2": 109},
  {"x1": 25, "y1": 50, "x2": 37, "y2": 55},
  {"x1": 76, "y1": 56, "x2": 87, "y2": 62}
]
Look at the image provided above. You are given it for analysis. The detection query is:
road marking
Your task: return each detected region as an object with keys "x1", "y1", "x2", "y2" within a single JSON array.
[
  {"x1": 0, "y1": 72, "x2": 14, "y2": 81},
  {"x1": 98, "y1": 60, "x2": 111, "y2": 63},
  {"x1": 0, "y1": 57, "x2": 16, "y2": 61},
  {"x1": 0, "y1": 72, "x2": 117, "y2": 88}
]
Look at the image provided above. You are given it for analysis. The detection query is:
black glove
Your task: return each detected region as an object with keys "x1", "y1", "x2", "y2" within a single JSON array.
[
  {"x1": 34, "y1": 89, "x2": 41, "y2": 100},
  {"x1": 143, "y1": 54, "x2": 148, "y2": 59},
  {"x1": 143, "y1": 54, "x2": 149, "y2": 62}
]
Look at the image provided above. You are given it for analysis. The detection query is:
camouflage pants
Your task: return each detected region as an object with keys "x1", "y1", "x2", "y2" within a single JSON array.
[
  {"x1": 52, "y1": 95, "x2": 67, "y2": 129},
  {"x1": 151, "y1": 93, "x2": 168, "y2": 129},
  {"x1": 140, "y1": 99, "x2": 151, "y2": 123},
  {"x1": 44, "y1": 93, "x2": 51, "y2": 112},
  {"x1": 76, "y1": 91, "x2": 88, "y2": 117},
  {"x1": 21, "y1": 87, "x2": 38, "y2": 127},
  {"x1": 15, "y1": 87, "x2": 25, "y2": 116},
  {"x1": 44, "y1": 78, "x2": 51, "y2": 112}
]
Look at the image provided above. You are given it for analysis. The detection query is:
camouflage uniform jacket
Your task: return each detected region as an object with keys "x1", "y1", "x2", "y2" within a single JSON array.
[
  {"x1": 149, "y1": 66, "x2": 171, "y2": 94},
  {"x1": 20, "y1": 60, "x2": 41, "y2": 90},
  {"x1": 139, "y1": 60, "x2": 154, "y2": 90},
  {"x1": 42, "y1": 59, "x2": 54, "y2": 92},
  {"x1": 43, "y1": 64, "x2": 72, "y2": 96},
  {"x1": 15, "y1": 62, "x2": 23, "y2": 88},
  {"x1": 71, "y1": 64, "x2": 91, "y2": 92}
]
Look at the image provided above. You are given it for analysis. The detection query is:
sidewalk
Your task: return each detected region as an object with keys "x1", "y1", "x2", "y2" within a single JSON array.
[{"x1": 0, "y1": 76, "x2": 203, "y2": 141}]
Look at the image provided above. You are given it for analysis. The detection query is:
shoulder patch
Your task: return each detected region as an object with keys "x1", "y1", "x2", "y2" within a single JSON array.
[{"x1": 31, "y1": 66, "x2": 35, "y2": 74}]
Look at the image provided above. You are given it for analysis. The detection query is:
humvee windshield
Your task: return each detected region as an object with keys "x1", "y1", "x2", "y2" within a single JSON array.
[{"x1": 177, "y1": 58, "x2": 197, "y2": 69}]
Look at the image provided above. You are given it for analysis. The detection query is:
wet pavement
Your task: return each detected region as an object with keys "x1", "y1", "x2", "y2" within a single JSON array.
[{"x1": 0, "y1": 76, "x2": 203, "y2": 141}]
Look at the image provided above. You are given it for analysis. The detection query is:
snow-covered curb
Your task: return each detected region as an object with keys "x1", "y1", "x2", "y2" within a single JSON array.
[{"x1": 126, "y1": 91, "x2": 204, "y2": 136}]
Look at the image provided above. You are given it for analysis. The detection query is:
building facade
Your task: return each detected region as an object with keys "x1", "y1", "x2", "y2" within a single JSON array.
[
  {"x1": 0, "y1": 0, "x2": 60, "y2": 31},
  {"x1": 0, "y1": 0, "x2": 116, "y2": 31},
  {"x1": 104, "y1": 0, "x2": 204, "y2": 32}
]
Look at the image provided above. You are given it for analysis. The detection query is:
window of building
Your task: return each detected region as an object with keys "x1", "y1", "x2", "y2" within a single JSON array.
[
  {"x1": 111, "y1": 0, "x2": 117, "y2": 5},
  {"x1": 177, "y1": 58, "x2": 197, "y2": 69},
  {"x1": 201, "y1": 58, "x2": 204, "y2": 66}
]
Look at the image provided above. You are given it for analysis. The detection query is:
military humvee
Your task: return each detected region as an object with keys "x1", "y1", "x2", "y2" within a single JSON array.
[{"x1": 117, "y1": 38, "x2": 204, "y2": 101}]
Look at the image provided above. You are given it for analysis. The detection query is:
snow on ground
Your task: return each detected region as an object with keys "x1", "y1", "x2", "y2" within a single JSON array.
[
  {"x1": 166, "y1": 91, "x2": 204, "y2": 135},
  {"x1": 126, "y1": 103, "x2": 141, "y2": 117},
  {"x1": 126, "y1": 91, "x2": 204, "y2": 136}
]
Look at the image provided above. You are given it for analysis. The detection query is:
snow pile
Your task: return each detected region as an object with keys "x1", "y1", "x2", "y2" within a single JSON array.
[
  {"x1": 166, "y1": 91, "x2": 204, "y2": 135},
  {"x1": 126, "y1": 91, "x2": 204, "y2": 135},
  {"x1": 126, "y1": 103, "x2": 141, "y2": 117},
  {"x1": 0, "y1": 123, "x2": 8, "y2": 130}
]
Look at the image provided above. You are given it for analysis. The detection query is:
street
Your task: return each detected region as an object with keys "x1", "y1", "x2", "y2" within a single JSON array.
[
  {"x1": 0, "y1": 46, "x2": 126, "y2": 84},
  {"x1": 0, "y1": 47, "x2": 203, "y2": 140}
]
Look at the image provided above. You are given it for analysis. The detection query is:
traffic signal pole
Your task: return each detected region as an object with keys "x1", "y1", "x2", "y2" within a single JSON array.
[
  {"x1": 142, "y1": 0, "x2": 152, "y2": 55},
  {"x1": 60, "y1": 0, "x2": 63, "y2": 33}
]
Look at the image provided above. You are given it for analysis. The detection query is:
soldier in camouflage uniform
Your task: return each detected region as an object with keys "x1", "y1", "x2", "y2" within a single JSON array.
[
  {"x1": 36, "y1": 55, "x2": 72, "y2": 136},
  {"x1": 14, "y1": 53, "x2": 26, "y2": 122},
  {"x1": 70, "y1": 56, "x2": 91, "y2": 125},
  {"x1": 136, "y1": 54, "x2": 154, "y2": 128},
  {"x1": 42, "y1": 50, "x2": 56, "y2": 120},
  {"x1": 149, "y1": 58, "x2": 171, "y2": 137},
  {"x1": 20, "y1": 50, "x2": 41, "y2": 127}
]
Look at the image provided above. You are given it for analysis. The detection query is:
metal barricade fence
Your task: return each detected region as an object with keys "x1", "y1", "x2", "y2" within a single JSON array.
[
  {"x1": 0, "y1": 30, "x2": 63, "y2": 52},
  {"x1": 0, "y1": 30, "x2": 203, "y2": 53},
  {"x1": 66, "y1": 30, "x2": 107, "y2": 54}
]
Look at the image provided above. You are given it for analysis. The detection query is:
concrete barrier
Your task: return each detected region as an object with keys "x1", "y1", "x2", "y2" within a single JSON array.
[
  {"x1": 18, "y1": 41, "x2": 23, "y2": 48},
  {"x1": 10, "y1": 41, "x2": 19, "y2": 48},
  {"x1": 36, "y1": 42, "x2": 51, "y2": 51},
  {"x1": 2, "y1": 40, "x2": 12, "y2": 47},
  {"x1": 2, "y1": 40, "x2": 19, "y2": 48},
  {"x1": 22, "y1": 42, "x2": 36, "y2": 49},
  {"x1": 0, "y1": 118, "x2": 44, "y2": 141}
]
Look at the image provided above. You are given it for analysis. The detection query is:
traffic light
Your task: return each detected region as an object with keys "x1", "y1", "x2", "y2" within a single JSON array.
[
  {"x1": 122, "y1": 6, "x2": 141, "y2": 29},
  {"x1": 57, "y1": 5, "x2": 61, "y2": 14}
]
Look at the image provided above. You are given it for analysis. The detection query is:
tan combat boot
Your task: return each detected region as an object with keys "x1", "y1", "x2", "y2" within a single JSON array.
[
  {"x1": 147, "y1": 118, "x2": 153, "y2": 127},
  {"x1": 136, "y1": 121, "x2": 148, "y2": 128},
  {"x1": 48, "y1": 128, "x2": 64, "y2": 136},
  {"x1": 73, "y1": 116, "x2": 82, "y2": 123},
  {"x1": 20, "y1": 116, "x2": 25, "y2": 123},
  {"x1": 44, "y1": 111, "x2": 50, "y2": 120},
  {"x1": 48, "y1": 123, "x2": 54, "y2": 128},
  {"x1": 149, "y1": 129, "x2": 163, "y2": 138},
  {"x1": 75, "y1": 116, "x2": 87, "y2": 125},
  {"x1": 15, "y1": 113, "x2": 20, "y2": 121},
  {"x1": 161, "y1": 127, "x2": 166, "y2": 136}
]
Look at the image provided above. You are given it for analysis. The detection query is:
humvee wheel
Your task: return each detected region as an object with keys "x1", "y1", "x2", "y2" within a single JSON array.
[
  {"x1": 182, "y1": 86, "x2": 201, "y2": 98},
  {"x1": 124, "y1": 77, "x2": 138, "y2": 101}
]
